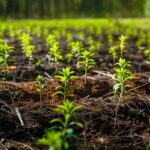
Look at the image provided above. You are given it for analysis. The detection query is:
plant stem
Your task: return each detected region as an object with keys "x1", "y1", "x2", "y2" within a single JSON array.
[
  {"x1": 64, "y1": 81, "x2": 67, "y2": 100},
  {"x1": 120, "y1": 81, "x2": 124, "y2": 102},
  {"x1": 40, "y1": 91, "x2": 43, "y2": 108},
  {"x1": 84, "y1": 70, "x2": 87, "y2": 84}
]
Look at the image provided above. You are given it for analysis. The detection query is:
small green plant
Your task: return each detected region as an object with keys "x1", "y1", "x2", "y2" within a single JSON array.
[
  {"x1": 24, "y1": 45, "x2": 35, "y2": 64},
  {"x1": 20, "y1": 33, "x2": 35, "y2": 65},
  {"x1": 89, "y1": 42, "x2": 101, "y2": 55},
  {"x1": 38, "y1": 131, "x2": 64, "y2": 150},
  {"x1": 113, "y1": 58, "x2": 135, "y2": 102},
  {"x1": 0, "y1": 42, "x2": 14, "y2": 66},
  {"x1": 36, "y1": 75, "x2": 45, "y2": 108},
  {"x1": 37, "y1": 99, "x2": 83, "y2": 150},
  {"x1": 108, "y1": 34, "x2": 113, "y2": 45},
  {"x1": 118, "y1": 35, "x2": 127, "y2": 58},
  {"x1": 47, "y1": 34, "x2": 58, "y2": 46},
  {"x1": 47, "y1": 35, "x2": 62, "y2": 75},
  {"x1": 136, "y1": 33, "x2": 146, "y2": 49},
  {"x1": 66, "y1": 41, "x2": 84, "y2": 66},
  {"x1": 0, "y1": 42, "x2": 14, "y2": 80},
  {"x1": 48, "y1": 44, "x2": 63, "y2": 74},
  {"x1": 78, "y1": 50, "x2": 95, "y2": 84},
  {"x1": 54, "y1": 67, "x2": 77, "y2": 101},
  {"x1": 109, "y1": 45, "x2": 118, "y2": 64},
  {"x1": 35, "y1": 59, "x2": 43, "y2": 67},
  {"x1": 20, "y1": 33, "x2": 31, "y2": 47},
  {"x1": 144, "y1": 48, "x2": 150, "y2": 61}
]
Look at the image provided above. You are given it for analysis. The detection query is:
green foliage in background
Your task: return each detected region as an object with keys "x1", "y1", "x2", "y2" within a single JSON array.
[{"x1": 0, "y1": 0, "x2": 147, "y2": 19}]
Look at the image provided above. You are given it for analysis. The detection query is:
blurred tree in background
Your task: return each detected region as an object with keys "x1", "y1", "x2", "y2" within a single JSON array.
[
  {"x1": 144, "y1": 0, "x2": 150, "y2": 17},
  {"x1": 0, "y1": 0, "x2": 148, "y2": 19}
]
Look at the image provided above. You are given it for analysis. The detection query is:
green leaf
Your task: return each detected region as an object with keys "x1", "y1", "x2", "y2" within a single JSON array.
[{"x1": 50, "y1": 118, "x2": 64, "y2": 126}]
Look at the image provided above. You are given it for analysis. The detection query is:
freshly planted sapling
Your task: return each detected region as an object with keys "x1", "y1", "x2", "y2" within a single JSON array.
[
  {"x1": 20, "y1": 33, "x2": 35, "y2": 65},
  {"x1": 109, "y1": 45, "x2": 118, "y2": 64},
  {"x1": 0, "y1": 42, "x2": 14, "y2": 80},
  {"x1": 0, "y1": 42, "x2": 14, "y2": 66},
  {"x1": 35, "y1": 59, "x2": 43, "y2": 67},
  {"x1": 47, "y1": 34, "x2": 58, "y2": 46},
  {"x1": 66, "y1": 32, "x2": 73, "y2": 42},
  {"x1": 24, "y1": 45, "x2": 35, "y2": 65},
  {"x1": 66, "y1": 41, "x2": 84, "y2": 66},
  {"x1": 136, "y1": 33, "x2": 146, "y2": 49},
  {"x1": 113, "y1": 58, "x2": 135, "y2": 102},
  {"x1": 144, "y1": 48, "x2": 150, "y2": 61},
  {"x1": 9, "y1": 27, "x2": 16, "y2": 41},
  {"x1": 37, "y1": 99, "x2": 83, "y2": 150},
  {"x1": 51, "y1": 99, "x2": 83, "y2": 133},
  {"x1": 36, "y1": 75, "x2": 45, "y2": 108},
  {"x1": 118, "y1": 35, "x2": 127, "y2": 58},
  {"x1": 20, "y1": 33, "x2": 31, "y2": 47},
  {"x1": 108, "y1": 34, "x2": 113, "y2": 45},
  {"x1": 47, "y1": 35, "x2": 62, "y2": 74},
  {"x1": 78, "y1": 50, "x2": 95, "y2": 84},
  {"x1": 38, "y1": 131, "x2": 64, "y2": 150},
  {"x1": 88, "y1": 36, "x2": 100, "y2": 54},
  {"x1": 54, "y1": 67, "x2": 77, "y2": 100},
  {"x1": 48, "y1": 44, "x2": 63, "y2": 75},
  {"x1": 89, "y1": 42, "x2": 101, "y2": 55}
]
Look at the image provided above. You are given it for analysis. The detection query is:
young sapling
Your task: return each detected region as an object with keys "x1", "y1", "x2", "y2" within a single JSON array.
[
  {"x1": 54, "y1": 67, "x2": 77, "y2": 101},
  {"x1": 20, "y1": 33, "x2": 35, "y2": 66},
  {"x1": 66, "y1": 41, "x2": 84, "y2": 66},
  {"x1": 118, "y1": 35, "x2": 127, "y2": 58},
  {"x1": 0, "y1": 42, "x2": 14, "y2": 80},
  {"x1": 78, "y1": 50, "x2": 95, "y2": 84},
  {"x1": 109, "y1": 45, "x2": 118, "y2": 64},
  {"x1": 37, "y1": 99, "x2": 83, "y2": 150},
  {"x1": 113, "y1": 58, "x2": 135, "y2": 102},
  {"x1": 144, "y1": 48, "x2": 150, "y2": 61},
  {"x1": 36, "y1": 75, "x2": 45, "y2": 108},
  {"x1": 47, "y1": 34, "x2": 62, "y2": 75}
]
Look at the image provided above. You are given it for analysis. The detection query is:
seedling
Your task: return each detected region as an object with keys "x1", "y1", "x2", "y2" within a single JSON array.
[
  {"x1": 37, "y1": 99, "x2": 83, "y2": 150},
  {"x1": 109, "y1": 45, "x2": 118, "y2": 64},
  {"x1": 36, "y1": 75, "x2": 45, "y2": 108},
  {"x1": 38, "y1": 131, "x2": 64, "y2": 150},
  {"x1": 66, "y1": 41, "x2": 84, "y2": 66},
  {"x1": 24, "y1": 45, "x2": 35, "y2": 65},
  {"x1": 0, "y1": 42, "x2": 14, "y2": 66},
  {"x1": 89, "y1": 42, "x2": 101, "y2": 55},
  {"x1": 0, "y1": 42, "x2": 14, "y2": 80},
  {"x1": 47, "y1": 35, "x2": 62, "y2": 75},
  {"x1": 113, "y1": 58, "x2": 134, "y2": 102},
  {"x1": 47, "y1": 34, "x2": 58, "y2": 46},
  {"x1": 144, "y1": 48, "x2": 150, "y2": 61},
  {"x1": 88, "y1": 36, "x2": 101, "y2": 54},
  {"x1": 35, "y1": 59, "x2": 43, "y2": 67},
  {"x1": 20, "y1": 33, "x2": 31, "y2": 47},
  {"x1": 78, "y1": 50, "x2": 95, "y2": 84},
  {"x1": 54, "y1": 67, "x2": 77, "y2": 101},
  {"x1": 20, "y1": 33, "x2": 35, "y2": 65},
  {"x1": 136, "y1": 33, "x2": 146, "y2": 49},
  {"x1": 107, "y1": 34, "x2": 113, "y2": 45},
  {"x1": 118, "y1": 35, "x2": 127, "y2": 58},
  {"x1": 48, "y1": 44, "x2": 63, "y2": 75}
]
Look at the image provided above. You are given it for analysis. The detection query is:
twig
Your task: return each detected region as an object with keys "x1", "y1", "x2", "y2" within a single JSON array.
[
  {"x1": 93, "y1": 70, "x2": 115, "y2": 79},
  {"x1": 128, "y1": 83, "x2": 149, "y2": 92},
  {"x1": 15, "y1": 107, "x2": 24, "y2": 126},
  {"x1": 6, "y1": 140, "x2": 33, "y2": 150}
]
